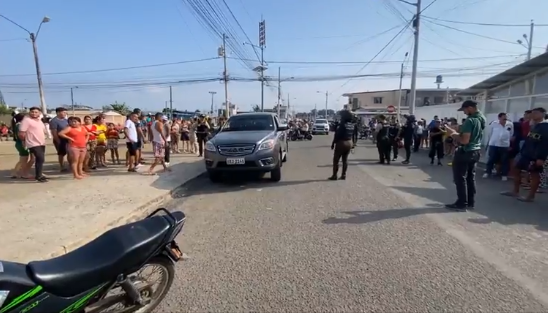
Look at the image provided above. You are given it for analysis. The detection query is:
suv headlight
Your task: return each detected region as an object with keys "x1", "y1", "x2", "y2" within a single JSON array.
[
  {"x1": 205, "y1": 141, "x2": 216, "y2": 152},
  {"x1": 258, "y1": 139, "x2": 275, "y2": 151}
]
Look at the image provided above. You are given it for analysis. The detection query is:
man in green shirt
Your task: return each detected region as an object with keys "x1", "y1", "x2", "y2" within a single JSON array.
[{"x1": 443, "y1": 100, "x2": 486, "y2": 211}]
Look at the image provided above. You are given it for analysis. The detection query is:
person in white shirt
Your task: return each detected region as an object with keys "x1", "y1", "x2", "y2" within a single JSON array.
[
  {"x1": 484, "y1": 112, "x2": 513, "y2": 180},
  {"x1": 124, "y1": 113, "x2": 140, "y2": 172}
]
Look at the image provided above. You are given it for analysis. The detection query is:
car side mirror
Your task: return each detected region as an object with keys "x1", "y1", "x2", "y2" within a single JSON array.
[{"x1": 278, "y1": 126, "x2": 288, "y2": 132}]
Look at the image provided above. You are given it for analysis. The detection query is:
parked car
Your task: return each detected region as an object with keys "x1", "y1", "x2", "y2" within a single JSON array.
[
  {"x1": 203, "y1": 112, "x2": 288, "y2": 182},
  {"x1": 312, "y1": 119, "x2": 330, "y2": 135}
]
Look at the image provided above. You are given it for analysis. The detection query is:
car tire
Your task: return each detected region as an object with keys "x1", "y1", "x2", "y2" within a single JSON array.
[
  {"x1": 208, "y1": 170, "x2": 222, "y2": 183},
  {"x1": 270, "y1": 154, "x2": 282, "y2": 182}
]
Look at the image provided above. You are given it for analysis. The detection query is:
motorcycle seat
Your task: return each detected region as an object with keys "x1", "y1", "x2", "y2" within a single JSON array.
[{"x1": 27, "y1": 215, "x2": 172, "y2": 298}]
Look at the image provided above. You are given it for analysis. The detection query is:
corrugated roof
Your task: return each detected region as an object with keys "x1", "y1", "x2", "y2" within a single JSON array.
[
  {"x1": 343, "y1": 88, "x2": 462, "y2": 97},
  {"x1": 458, "y1": 52, "x2": 548, "y2": 96}
]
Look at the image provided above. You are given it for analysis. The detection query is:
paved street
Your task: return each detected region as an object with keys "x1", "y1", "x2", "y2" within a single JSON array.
[{"x1": 158, "y1": 135, "x2": 548, "y2": 312}]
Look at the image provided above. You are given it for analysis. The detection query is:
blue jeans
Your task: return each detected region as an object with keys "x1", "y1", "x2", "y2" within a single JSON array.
[{"x1": 485, "y1": 146, "x2": 510, "y2": 176}]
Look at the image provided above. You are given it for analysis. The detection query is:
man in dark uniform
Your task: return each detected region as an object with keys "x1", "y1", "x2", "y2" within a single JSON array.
[
  {"x1": 398, "y1": 114, "x2": 415, "y2": 164},
  {"x1": 330, "y1": 110, "x2": 357, "y2": 180},
  {"x1": 376, "y1": 115, "x2": 392, "y2": 164},
  {"x1": 444, "y1": 100, "x2": 486, "y2": 211},
  {"x1": 389, "y1": 121, "x2": 400, "y2": 161}
]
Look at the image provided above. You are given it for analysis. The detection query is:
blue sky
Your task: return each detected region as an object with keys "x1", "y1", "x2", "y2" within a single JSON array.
[{"x1": 1, "y1": 0, "x2": 546, "y2": 113}]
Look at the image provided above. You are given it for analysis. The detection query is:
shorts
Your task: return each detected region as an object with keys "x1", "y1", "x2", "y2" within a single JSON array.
[
  {"x1": 136, "y1": 140, "x2": 143, "y2": 149},
  {"x1": 54, "y1": 139, "x2": 68, "y2": 156},
  {"x1": 68, "y1": 146, "x2": 86, "y2": 158},
  {"x1": 171, "y1": 133, "x2": 180, "y2": 144},
  {"x1": 515, "y1": 156, "x2": 544, "y2": 173},
  {"x1": 152, "y1": 141, "x2": 165, "y2": 158},
  {"x1": 126, "y1": 142, "x2": 139, "y2": 156},
  {"x1": 181, "y1": 132, "x2": 190, "y2": 141},
  {"x1": 107, "y1": 138, "x2": 118, "y2": 149},
  {"x1": 96, "y1": 140, "x2": 106, "y2": 147},
  {"x1": 15, "y1": 142, "x2": 29, "y2": 157}
]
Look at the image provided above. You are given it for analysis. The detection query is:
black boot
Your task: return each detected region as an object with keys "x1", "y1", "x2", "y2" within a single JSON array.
[{"x1": 329, "y1": 165, "x2": 338, "y2": 180}]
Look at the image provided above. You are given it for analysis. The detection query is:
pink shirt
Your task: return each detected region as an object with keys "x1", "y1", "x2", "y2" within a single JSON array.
[{"x1": 19, "y1": 117, "x2": 46, "y2": 148}]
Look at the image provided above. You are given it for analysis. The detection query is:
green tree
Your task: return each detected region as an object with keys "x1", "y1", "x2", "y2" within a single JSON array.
[
  {"x1": 103, "y1": 101, "x2": 130, "y2": 115},
  {"x1": 0, "y1": 105, "x2": 12, "y2": 115}
]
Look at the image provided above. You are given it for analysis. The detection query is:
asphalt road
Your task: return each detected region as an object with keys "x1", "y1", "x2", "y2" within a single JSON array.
[{"x1": 157, "y1": 135, "x2": 548, "y2": 312}]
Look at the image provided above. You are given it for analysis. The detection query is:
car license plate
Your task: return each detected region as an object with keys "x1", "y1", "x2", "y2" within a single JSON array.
[{"x1": 226, "y1": 158, "x2": 245, "y2": 165}]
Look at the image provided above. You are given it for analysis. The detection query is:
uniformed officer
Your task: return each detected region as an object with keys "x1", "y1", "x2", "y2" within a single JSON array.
[
  {"x1": 388, "y1": 121, "x2": 400, "y2": 161},
  {"x1": 376, "y1": 115, "x2": 392, "y2": 164}
]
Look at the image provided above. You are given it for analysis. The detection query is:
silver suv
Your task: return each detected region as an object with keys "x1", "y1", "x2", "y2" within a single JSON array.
[{"x1": 204, "y1": 112, "x2": 289, "y2": 182}]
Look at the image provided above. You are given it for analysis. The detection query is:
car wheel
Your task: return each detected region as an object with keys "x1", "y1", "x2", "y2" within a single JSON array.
[
  {"x1": 270, "y1": 154, "x2": 282, "y2": 182},
  {"x1": 207, "y1": 170, "x2": 222, "y2": 183}
]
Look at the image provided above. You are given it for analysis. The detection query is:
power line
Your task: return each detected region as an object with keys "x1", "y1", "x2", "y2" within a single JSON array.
[
  {"x1": 0, "y1": 54, "x2": 522, "y2": 78},
  {"x1": 340, "y1": 22, "x2": 412, "y2": 88},
  {"x1": 423, "y1": 16, "x2": 548, "y2": 27},
  {"x1": 420, "y1": 0, "x2": 439, "y2": 14},
  {"x1": 424, "y1": 19, "x2": 526, "y2": 46},
  {"x1": 0, "y1": 57, "x2": 219, "y2": 77}
]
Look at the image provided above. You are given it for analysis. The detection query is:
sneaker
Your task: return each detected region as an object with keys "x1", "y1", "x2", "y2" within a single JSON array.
[
  {"x1": 135, "y1": 163, "x2": 144, "y2": 168},
  {"x1": 482, "y1": 173, "x2": 489, "y2": 178},
  {"x1": 165, "y1": 162, "x2": 170, "y2": 167},
  {"x1": 501, "y1": 176, "x2": 508, "y2": 181}
]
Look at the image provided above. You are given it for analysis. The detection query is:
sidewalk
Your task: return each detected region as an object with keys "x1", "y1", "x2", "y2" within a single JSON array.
[{"x1": 0, "y1": 142, "x2": 205, "y2": 262}]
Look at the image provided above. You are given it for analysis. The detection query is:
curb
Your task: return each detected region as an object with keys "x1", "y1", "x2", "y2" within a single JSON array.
[{"x1": 46, "y1": 168, "x2": 207, "y2": 260}]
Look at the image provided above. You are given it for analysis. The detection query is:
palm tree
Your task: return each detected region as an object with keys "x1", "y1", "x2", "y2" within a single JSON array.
[{"x1": 103, "y1": 101, "x2": 130, "y2": 115}]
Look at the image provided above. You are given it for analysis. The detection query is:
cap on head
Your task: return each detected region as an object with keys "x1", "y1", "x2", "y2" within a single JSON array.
[
  {"x1": 162, "y1": 115, "x2": 168, "y2": 121},
  {"x1": 458, "y1": 100, "x2": 478, "y2": 111}
]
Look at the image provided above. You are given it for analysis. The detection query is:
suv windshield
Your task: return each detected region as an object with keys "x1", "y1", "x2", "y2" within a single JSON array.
[
  {"x1": 315, "y1": 119, "x2": 327, "y2": 124},
  {"x1": 221, "y1": 115, "x2": 275, "y2": 132}
]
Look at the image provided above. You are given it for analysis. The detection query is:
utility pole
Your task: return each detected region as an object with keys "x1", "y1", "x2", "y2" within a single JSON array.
[
  {"x1": 209, "y1": 91, "x2": 217, "y2": 115},
  {"x1": 397, "y1": 52, "x2": 408, "y2": 123},
  {"x1": 277, "y1": 67, "x2": 281, "y2": 117},
  {"x1": 31, "y1": 33, "x2": 48, "y2": 115},
  {"x1": 70, "y1": 87, "x2": 75, "y2": 116},
  {"x1": 220, "y1": 34, "x2": 230, "y2": 118},
  {"x1": 259, "y1": 19, "x2": 266, "y2": 111},
  {"x1": 324, "y1": 91, "x2": 329, "y2": 119},
  {"x1": 287, "y1": 93, "x2": 290, "y2": 119},
  {"x1": 527, "y1": 20, "x2": 534, "y2": 60},
  {"x1": 169, "y1": 86, "x2": 173, "y2": 118},
  {"x1": 409, "y1": 0, "x2": 421, "y2": 115}
]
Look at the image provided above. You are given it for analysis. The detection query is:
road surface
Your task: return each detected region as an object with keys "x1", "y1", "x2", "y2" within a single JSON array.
[{"x1": 157, "y1": 135, "x2": 548, "y2": 312}]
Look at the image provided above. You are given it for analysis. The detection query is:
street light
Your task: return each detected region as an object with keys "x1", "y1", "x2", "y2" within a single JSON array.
[
  {"x1": 244, "y1": 41, "x2": 266, "y2": 111},
  {"x1": 0, "y1": 14, "x2": 50, "y2": 115},
  {"x1": 70, "y1": 86, "x2": 78, "y2": 115},
  {"x1": 316, "y1": 91, "x2": 329, "y2": 119},
  {"x1": 516, "y1": 20, "x2": 535, "y2": 60},
  {"x1": 208, "y1": 91, "x2": 217, "y2": 115}
]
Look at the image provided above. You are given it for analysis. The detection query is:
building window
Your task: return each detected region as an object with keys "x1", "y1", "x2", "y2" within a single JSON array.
[
  {"x1": 373, "y1": 97, "x2": 383, "y2": 104},
  {"x1": 434, "y1": 96, "x2": 444, "y2": 104}
]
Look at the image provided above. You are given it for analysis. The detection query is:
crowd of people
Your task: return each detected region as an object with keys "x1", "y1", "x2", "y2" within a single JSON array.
[
  {"x1": 9, "y1": 106, "x2": 221, "y2": 182},
  {"x1": 352, "y1": 100, "x2": 548, "y2": 207}
]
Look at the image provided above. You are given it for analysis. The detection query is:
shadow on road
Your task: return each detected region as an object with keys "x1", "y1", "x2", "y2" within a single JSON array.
[
  {"x1": 173, "y1": 173, "x2": 329, "y2": 198},
  {"x1": 389, "y1": 151, "x2": 548, "y2": 232},
  {"x1": 322, "y1": 204, "x2": 447, "y2": 225}
]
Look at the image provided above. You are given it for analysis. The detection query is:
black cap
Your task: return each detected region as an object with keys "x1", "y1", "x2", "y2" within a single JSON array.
[
  {"x1": 457, "y1": 100, "x2": 478, "y2": 111},
  {"x1": 55, "y1": 107, "x2": 67, "y2": 113}
]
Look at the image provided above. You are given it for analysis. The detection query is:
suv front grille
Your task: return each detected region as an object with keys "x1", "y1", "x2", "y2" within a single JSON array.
[{"x1": 217, "y1": 144, "x2": 256, "y2": 156}]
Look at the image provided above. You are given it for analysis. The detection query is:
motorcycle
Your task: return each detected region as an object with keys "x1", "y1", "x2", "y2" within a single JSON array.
[
  {"x1": 289, "y1": 130, "x2": 313, "y2": 141},
  {"x1": 0, "y1": 208, "x2": 185, "y2": 313}
]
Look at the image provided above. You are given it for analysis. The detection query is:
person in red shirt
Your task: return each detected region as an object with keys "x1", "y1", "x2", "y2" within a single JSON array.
[
  {"x1": 58, "y1": 117, "x2": 89, "y2": 179},
  {"x1": 106, "y1": 123, "x2": 121, "y2": 164},
  {"x1": 83, "y1": 115, "x2": 98, "y2": 171}
]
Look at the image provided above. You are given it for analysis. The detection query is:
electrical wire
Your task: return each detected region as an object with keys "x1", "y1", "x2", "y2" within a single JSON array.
[
  {"x1": 339, "y1": 22, "x2": 412, "y2": 88},
  {"x1": 0, "y1": 57, "x2": 220, "y2": 77},
  {"x1": 420, "y1": 0, "x2": 439, "y2": 14},
  {"x1": 422, "y1": 16, "x2": 548, "y2": 27},
  {"x1": 423, "y1": 19, "x2": 528, "y2": 46}
]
